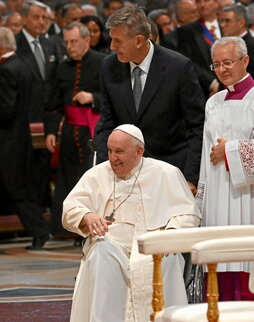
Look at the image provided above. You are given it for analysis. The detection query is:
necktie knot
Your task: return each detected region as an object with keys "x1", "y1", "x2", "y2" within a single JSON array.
[
  {"x1": 133, "y1": 66, "x2": 142, "y2": 76},
  {"x1": 33, "y1": 38, "x2": 39, "y2": 46}
]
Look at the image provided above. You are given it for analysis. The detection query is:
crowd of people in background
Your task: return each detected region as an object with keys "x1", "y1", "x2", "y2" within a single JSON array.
[{"x1": 1, "y1": 0, "x2": 254, "y2": 311}]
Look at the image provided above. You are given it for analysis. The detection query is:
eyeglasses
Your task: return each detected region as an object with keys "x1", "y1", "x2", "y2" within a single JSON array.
[{"x1": 210, "y1": 57, "x2": 243, "y2": 71}]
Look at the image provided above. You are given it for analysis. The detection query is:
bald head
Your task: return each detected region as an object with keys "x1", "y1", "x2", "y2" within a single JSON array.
[{"x1": 175, "y1": 0, "x2": 200, "y2": 25}]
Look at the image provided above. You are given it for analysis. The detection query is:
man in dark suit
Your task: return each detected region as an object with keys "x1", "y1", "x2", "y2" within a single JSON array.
[
  {"x1": 0, "y1": 26, "x2": 50, "y2": 249},
  {"x1": 162, "y1": 0, "x2": 200, "y2": 51},
  {"x1": 219, "y1": 3, "x2": 254, "y2": 77},
  {"x1": 16, "y1": 1, "x2": 58, "y2": 209},
  {"x1": 177, "y1": 0, "x2": 221, "y2": 97},
  {"x1": 95, "y1": 6, "x2": 205, "y2": 194}
]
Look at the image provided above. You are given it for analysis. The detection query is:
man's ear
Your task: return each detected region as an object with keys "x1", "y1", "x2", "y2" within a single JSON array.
[
  {"x1": 243, "y1": 54, "x2": 249, "y2": 67},
  {"x1": 137, "y1": 145, "x2": 145, "y2": 157},
  {"x1": 136, "y1": 34, "x2": 145, "y2": 49}
]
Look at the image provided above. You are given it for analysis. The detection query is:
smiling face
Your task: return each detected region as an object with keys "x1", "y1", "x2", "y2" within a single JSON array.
[
  {"x1": 107, "y1": 130, "x2": 144, "y2": 179},
  {"x1": 212, "y1": 42, "x2": 249, "y2": 86}
]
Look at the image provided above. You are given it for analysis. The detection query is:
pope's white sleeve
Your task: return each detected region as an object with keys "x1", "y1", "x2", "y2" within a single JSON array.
[{"x1": 165, "y1": 214, "x2": 201, "y2": 229}]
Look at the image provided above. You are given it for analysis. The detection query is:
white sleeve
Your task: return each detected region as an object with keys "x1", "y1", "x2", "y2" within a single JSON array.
[
  {"x1": 165, "y1": 214, "x2": 201, "y2": 229},
  {"x1": 226, "y1": 140, "x2": 254, "y2": 187}
]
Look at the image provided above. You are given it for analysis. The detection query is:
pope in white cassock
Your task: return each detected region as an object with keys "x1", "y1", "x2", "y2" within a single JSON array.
[
  {"x1": 196, "y1": 37, "x2": 254, "y2": 301},
  {"x1": 62, "y1": 124, "x2": 201, "y2": 321}
]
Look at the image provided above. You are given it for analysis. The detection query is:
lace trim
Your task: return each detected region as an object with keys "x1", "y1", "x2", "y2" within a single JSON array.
[
  {"x1": 195, "y1": 182, "x2": 205, "y2": 201},
  {"x1": 239, "y1": 140, "x2": 254, "y2": 178}
]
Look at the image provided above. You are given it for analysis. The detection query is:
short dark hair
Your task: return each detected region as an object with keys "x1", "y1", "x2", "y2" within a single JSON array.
[
  {"x1": 81, "y1": 15, "x2": 105, "y2": 33},
  {"x1": 61, "y1": 3, "x2": 80, "y2": 18},
  {"x1": 104, "y1": 0, "x2": 124, "y2": 9}
]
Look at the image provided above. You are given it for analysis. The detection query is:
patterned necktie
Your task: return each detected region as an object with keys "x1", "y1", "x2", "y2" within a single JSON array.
[
  {"x1": 33, "y1": 39, "x2": 45, "y2": 79},
  {"x1": 133, "y1": 66, "x2": 142, "y2": 112},
  {"x1": 209, "y1": 25, "x2": 217, "y2": 41}
]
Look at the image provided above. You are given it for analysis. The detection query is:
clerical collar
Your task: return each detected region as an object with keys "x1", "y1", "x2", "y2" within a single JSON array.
[
  {"x1": 227, "y1": 74, "x2": 250, "y2": 92},
  {"x1": 225, "y1": 74, "x2": 254, "y2": 100}
]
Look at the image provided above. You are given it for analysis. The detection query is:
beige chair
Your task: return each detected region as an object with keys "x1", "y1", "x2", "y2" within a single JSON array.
[{"x1": 137, "y1": 225, "x2": 254, "y2": 321}]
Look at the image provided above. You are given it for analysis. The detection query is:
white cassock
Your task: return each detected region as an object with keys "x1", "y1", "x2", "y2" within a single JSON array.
[
  {"x1": 196, "y1": 86, "x2": 254, "y2": 273},
  {"x1": 62, "y1": 157, "x2": 201, "y2": 322}
]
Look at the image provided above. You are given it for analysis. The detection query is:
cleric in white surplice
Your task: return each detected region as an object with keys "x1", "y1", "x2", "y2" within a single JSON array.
[
  {"x1": 196, "y1": 37, "x2": 254, "y2": 300},
  {"x1": 62, "y1": 124, "x2": 201, "y2": 321}
]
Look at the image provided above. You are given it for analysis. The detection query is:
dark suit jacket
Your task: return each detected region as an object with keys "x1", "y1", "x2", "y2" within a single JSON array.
[
  {"x1": 0, "y1": 55, "x2": 33, "y2": 199},
  {"x1": 178, "y1": 19, "x2": 216, "y2": 97},
  {"x1": 95, "y1": 44, "x2": 205, "y2": 185},
  {"x1": 161, "y1": 28, "x2": 179, "y2": 51},
  {"x1": 243, "y1": 31, "x2": 254, "y2": 78},
  {"x1": 15, "y1": 30, "x2": 58, "y2": 123}
]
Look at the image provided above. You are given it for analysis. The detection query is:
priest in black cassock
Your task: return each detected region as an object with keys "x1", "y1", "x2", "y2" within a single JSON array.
[{"x1": 44, "y1": 22, "x2": 105, "y2": 236}]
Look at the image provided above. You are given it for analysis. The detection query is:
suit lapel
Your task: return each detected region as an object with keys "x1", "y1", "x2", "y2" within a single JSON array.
[
  {"x1": 193, "y1": 21, "x2": 211, "y2": 65},
  {"x1": 17, "y1": 31, "x2": 43, "y2": 80},
  {"x1": 137, "y1": 45, "x2": 167, "y2": 121},
  {"x1": 118, "y1": 62, "x2": 137, "y2": 122}
]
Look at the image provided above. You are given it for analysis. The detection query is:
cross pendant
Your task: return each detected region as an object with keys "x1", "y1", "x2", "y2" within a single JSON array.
[{"x1": 105, "y1": 212, "x2": 115, "y2": 222}]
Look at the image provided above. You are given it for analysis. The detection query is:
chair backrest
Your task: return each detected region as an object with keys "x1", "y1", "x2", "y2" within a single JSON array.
[
  {"x1": 191, "y1": 237, "x2": 254, "y2": 322},
  {"x1": 137, "y1": 225, "x2": 254, "y2": 321},
  {"x1": 192, "y1": 236, "x2": 254, "y2": 265},
  {"x1": 138, "y1": 225, "x2": 254, "y2": 255}
]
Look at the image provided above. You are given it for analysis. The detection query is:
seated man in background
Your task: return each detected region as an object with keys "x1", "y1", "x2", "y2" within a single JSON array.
[{"x1": 62, "y1": 124, "x2": 201, "y2": 321}]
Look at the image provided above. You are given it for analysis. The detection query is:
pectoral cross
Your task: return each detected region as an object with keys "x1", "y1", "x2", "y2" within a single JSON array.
[{"x1": 105, "y1": 212, "x2": 115, "y2": 222}]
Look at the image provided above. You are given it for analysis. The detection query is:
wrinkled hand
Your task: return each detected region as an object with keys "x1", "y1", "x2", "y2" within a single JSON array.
[
  {"x1": 187, "y1": 181, "x2": 197, "y2": 196},
  {"x1": 210, "y1": 138, "x2": 227, "y2": 165},
  {"x1": 45, "y1": 134, "x2": 56, "y2": 153},
  {"x1": 79, "y1": 212, "x2": 112, "y2": 238},
  {"x1": 72, "y1": 91, "x2": 93, "y2": 105}
]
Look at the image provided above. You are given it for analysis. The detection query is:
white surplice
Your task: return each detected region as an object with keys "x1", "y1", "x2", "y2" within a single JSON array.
[
  {"x1": 196, "y1": 88, "x2": 254, "y2": 272},
  {"x1": 63, "y1": 158, "x2": 201, "y2": 322}
]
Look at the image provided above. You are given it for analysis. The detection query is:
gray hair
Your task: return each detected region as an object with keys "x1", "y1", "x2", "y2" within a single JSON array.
[
  {"x1": 211, "y1": 36, "x2": 248, "y2": 57},
  {"x1": 132, "y1": 136, "x2": 145, "y2": 147},
  {"x1": 64, "y1": 21, "x2": 90, "y2": 38},
  {"x1": 147, "y1": 9, "x2": 168, "y2": 21},
  {"x1": 247, "y1": 3, "x2": 254, "y2": 26},
  {"x1": 81, "y1": 4, "x2": 98, "y2": 16},
  {"x1": 222, "y1": 2, "x2": 248, "y2": 24},
  {"x1": 0, "y1": 1, "x2": 6, "y2": 9},
  {"x1": 21, "y1": 1, "x2": 48, "y2": 16},
  {"x1": 0, "y1": 27, "x2": 17, "y2": 51},
  {"x1": 106, "y1": 6, "x2": 151, "y2": 39}
]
